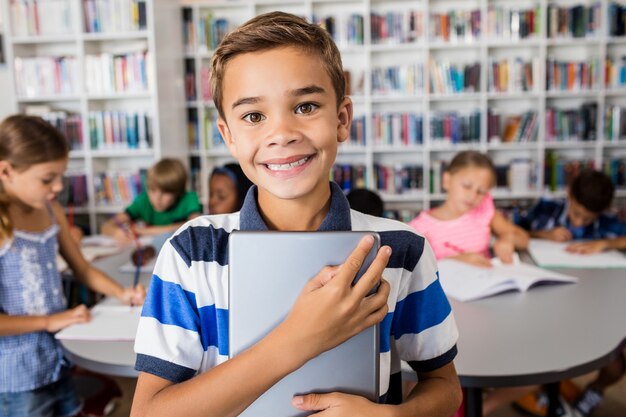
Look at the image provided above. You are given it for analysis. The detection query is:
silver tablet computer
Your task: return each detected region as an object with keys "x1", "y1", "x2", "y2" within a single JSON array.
[{"x1": 228, "y1": 230, "x2": 380, "y2": 417}]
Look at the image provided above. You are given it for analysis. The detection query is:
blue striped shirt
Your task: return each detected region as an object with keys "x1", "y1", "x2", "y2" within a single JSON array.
[{"x1": 135, "y1": 182, "x2": 458, "y2": 400}]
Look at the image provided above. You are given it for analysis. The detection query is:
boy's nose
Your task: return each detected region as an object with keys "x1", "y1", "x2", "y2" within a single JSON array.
[{"x1": 267, "y1": 117, "x2": 302, "y2": 146}]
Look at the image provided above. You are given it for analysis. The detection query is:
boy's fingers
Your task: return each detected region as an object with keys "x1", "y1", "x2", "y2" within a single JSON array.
[
  {"x1": 304, "y1": 265, "x2": 340, "y2": 292},
  {"x1": 292, "y1": 392, "x2": 338, "y2": 411},
  {"x1": 334, "y1": 235, "x2": 376, "y2": 286},
  {"x1": 350, "y1": 246, "x2": 391, "y2": 299}
]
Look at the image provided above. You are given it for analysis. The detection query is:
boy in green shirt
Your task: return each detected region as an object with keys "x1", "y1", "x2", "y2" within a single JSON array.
[{"x1": 102, "y1": 158, "x2": 201, "y2": 244}]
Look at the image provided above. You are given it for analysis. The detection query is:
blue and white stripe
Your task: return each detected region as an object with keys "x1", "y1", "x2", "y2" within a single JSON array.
[{"x1": 135, "y1": 183, "x2": 458, "y2": 398}]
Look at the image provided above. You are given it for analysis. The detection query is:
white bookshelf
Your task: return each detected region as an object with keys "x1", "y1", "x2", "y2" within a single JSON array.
[
  {"x1": 1, "y1": 0, "x2": 187, "y2": 232},
  {"x1": 183, "y1": 0, "x2": 626, "y2": 218}
]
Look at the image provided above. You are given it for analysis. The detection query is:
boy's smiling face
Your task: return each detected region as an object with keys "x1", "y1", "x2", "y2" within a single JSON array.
[{"x1": 217, "y1": 46, "x2": 352, "y2": 205}]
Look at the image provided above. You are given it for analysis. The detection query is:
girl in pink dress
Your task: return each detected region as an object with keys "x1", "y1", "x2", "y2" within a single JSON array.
[{"x1": 409, "y1": 151, "x2": 528, "y2": 267}]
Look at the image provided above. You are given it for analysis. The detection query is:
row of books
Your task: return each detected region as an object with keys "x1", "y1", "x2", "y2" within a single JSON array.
[
  {"x1": 371, "y1": 64, "x2": 424, "y2": 96},
  {"x1": 332, "y1": 164, "x2": 367, "y2": 193},
  {"x1": 544, "y1": 154, "x2": 595, "y2": 191},
  {"x1": 58, "y1": 174, "x2": 89, "y2": 207},
  {"x1": 315, "y1": 14, "x2": 364, "y2": 46},
  {"x1": 371, "y1": 113, "x2": 423, "y2": 147},
  {"x1": 486, "y1": 6, "x2": 540, "y2": 40},
  {"x1": 83, "y1": 0, "x2": 147, "y2": 33},
  {"x1": 487, "y1": 110, "x2": 538, "y2": 143},
  {"x1": 84, "y1": 51, "x2": 150, "y2": 94},
  {"x1": 487, "y1": 57, "x2": 539, "y2": 93},
  {"x1": 187, "y1": 111, "x2": 222, "y2": 151},
  {"x1": 429, "y1": 61, "x2": 481, "y2": 94},
  {"x1": 184, "y1": 59, "x2": 196, "y2": 101},
  {"x1": 547, "y1": 3, "x2": 602, "y2": 39},
  {"x1": 9, "y1": 0, "x2": 72, "y2": 36},
  {"x1": 374, "y1": 164, "x2": 423, "y2": 195},
  {"x1": 546, "y1": 57, "x2": 600, "y2": 92},
  {"x1": 370, "y1": 11, "x2": 422, "y2": 44},
  {"x1": 41, "y1": 111, "x2": 83, "y2": 151},
  {"x1": 605, "y1": 105, "x2": 626, "y2": 142},
  {"x1": 430, "y1": 111, "x2": 481, "y2": 145},
  {"x1": 605, "y1": 56, "x2": 626, "y2": 89},
  {"x1": 348, "y1": 115, "x2": 366, "y2": 147},
  {"x1": 14, "y1": 56, "x2": 77, "y2": 98},
  {"x1": 93, "y1": 170, "x2": 146, "y2": 205},
  {"x1": 545, "y1": 103, "x2": 598, "y2": 142},
  {"x1": 429, "y1": 9, "x2": 481, "y2": 43},
  {"x1": 87, "y1": 110, "x2": 152, "y2": 150},
  {"x1": 608, "y1": 2, "x2": 626, "y2": 37},
  {"x1": 603, "y1": 158, "x2": 626, "y2": 187},
  {"x1": 183, "y1": 10, "x2": 229, "y2": 52}
]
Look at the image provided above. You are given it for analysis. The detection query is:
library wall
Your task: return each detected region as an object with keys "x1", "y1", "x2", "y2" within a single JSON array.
[{"x1": 0, "y1": 6, "x2": 15, "y2": 120}]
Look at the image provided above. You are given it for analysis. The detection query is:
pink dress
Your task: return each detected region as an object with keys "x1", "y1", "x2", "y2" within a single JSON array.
[{"x1": 408, "y1": 194, "x2": 495, "y2": 260}]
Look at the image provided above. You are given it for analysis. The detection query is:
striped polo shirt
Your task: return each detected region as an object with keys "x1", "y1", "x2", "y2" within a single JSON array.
[{"x1": 135, "y1": 182, "x2": 458, "y2": 401}]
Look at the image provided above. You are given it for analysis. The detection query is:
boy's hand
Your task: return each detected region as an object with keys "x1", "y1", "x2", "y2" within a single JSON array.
[
  {"x1": 46, "y1": 305, "x2": 91, "y2": 333},
  {"x1": 566, "y1": 240, "x2": 608, "y2": 254},
  {"x1": 278, "y1": 235, "x2": 391, "y2": 363},
  {"x1": 119, "y1": 284, "x2": 147, "y2": 306},
  {"x1": 292, "y1": 392, "x2": 388, "y2": 416},
  {"x1": 112, "y1": 227, "x2": 134, "y2": 245},
  {"x1": 493, "y1": 238, "x2": 515, "y2": 264},
  {"x1": 544, "y1": 227, "x2": 572, "y2": 242},
  {"x1": 452, "y1": 252, "x2": 492, "y2": 268}
]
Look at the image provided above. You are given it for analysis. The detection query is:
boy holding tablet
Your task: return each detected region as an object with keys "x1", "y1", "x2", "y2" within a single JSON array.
[{"x1": 131, "y1": 12, "x2": 461, "y2": 417}]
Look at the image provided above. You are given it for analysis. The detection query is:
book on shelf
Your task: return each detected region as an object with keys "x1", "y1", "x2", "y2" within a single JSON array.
[
  {"x1": 83, "y1": 0, "x2": 147, "y2": 33},
  {"x1": 438, "y1": 256, "x2": 578, "y2": 302},
  {"x1": 528, "y1": 239, "x2": 626, "y2": 269}
]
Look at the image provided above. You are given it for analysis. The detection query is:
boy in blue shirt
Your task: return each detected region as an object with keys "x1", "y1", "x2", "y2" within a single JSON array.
[
  {"x1": 130, "y1": 11, "x2": 461, "y2": 417},
  {"x1": 518, "y1": 170, "x2": 626, "y2": 254}
]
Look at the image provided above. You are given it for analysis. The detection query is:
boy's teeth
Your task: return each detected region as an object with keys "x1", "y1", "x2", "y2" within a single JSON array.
[{"x1": 267, "y1": 156, "x2": 308, "y2": 171}]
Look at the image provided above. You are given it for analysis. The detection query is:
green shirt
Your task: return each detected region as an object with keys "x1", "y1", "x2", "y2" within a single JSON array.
[{"x1": 125, "y1": 191, "x2": 201, "y2": 226}]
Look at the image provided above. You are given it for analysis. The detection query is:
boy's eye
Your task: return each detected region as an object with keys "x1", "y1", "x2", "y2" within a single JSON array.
[
  {"x1": 42, "y1": 178, "x2": 54, "y2": 185},
  {"x1": 242, "y1": 112, "x2": 265, "y2": 123},
  {"x1": 295, "y1": 103, "x2": 318, "y2": 114}
]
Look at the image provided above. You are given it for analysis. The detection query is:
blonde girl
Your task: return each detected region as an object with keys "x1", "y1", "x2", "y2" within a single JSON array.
[
  {"x1": 0, "y1": 115, "x2": 145, "y2": 417},
  {"x1": 409, "y1": 150, "x2": 528, "y2": 267}
]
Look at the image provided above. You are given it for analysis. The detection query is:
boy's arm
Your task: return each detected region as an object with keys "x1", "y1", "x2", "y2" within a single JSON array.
[
  {"x1": 101, "y1": 212, "x2": 134, "y2": 244},
  {"x1": 131, "y1": 236, "x2": 391, "y2": 417},
  {"x1": 292, "y1": 362, "x2": 461, "y2": 417},
  {"x1": 566, "y1": 236, "x2": 626, "y2": 254}
]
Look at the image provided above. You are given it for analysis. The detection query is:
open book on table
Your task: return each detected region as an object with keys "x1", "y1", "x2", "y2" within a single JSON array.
[
  {"x1": 55, "y1": 304, "x2": 141, "y2": 341},
  {"x1": 528, "y1": 239, "x2": 626, "y2": 269},
  {"x1": 438, "y1": 257, "x2": 578, "y2": 302}
]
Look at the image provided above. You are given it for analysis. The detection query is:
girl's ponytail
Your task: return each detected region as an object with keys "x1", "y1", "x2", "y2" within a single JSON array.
[{"x1": 0, "y1": 184, "x2": 12, "y2": 242}]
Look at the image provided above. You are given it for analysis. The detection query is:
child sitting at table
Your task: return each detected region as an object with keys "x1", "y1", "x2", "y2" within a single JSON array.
[
  {"x1": 515, "y1": 170, "x2": 626, "y2": 417},
  {"x1": 517, "y1": 170, "x2": 626, "y2": 253},
  {"x1": 101, "y1": 158, "x2": 201, "y2": 244},
  {"x1": 408, "y1": 150, "x2": 529, "y2": 266}
]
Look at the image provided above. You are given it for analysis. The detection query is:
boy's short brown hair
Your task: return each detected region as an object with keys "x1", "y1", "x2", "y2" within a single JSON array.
[
  {"x1": 570, "y1": 170, "x2": 615, "y2": 213},
  {"x1": 210, "y1": 11, "x2": 345, "y2": 120},
  {"x1": 146, "y1": 158, "x2": 187, "y2": 199}
]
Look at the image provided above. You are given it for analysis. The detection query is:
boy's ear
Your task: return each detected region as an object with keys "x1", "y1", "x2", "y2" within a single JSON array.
[
  {"x1": 336, "y1": 97, "x2": 353, "y2": 143},
  {"x1": 217, "y1": 118, "x2": 238, "y2": 159},
  {"x1": 0, "y1": 161, "x2": 13, "y2": 182}
]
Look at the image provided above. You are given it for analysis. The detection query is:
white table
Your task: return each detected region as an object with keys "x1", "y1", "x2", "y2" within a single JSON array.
[
  {"x1": 59, "y1": 248, "x2": 151, "y2": 378},
  {"x1": 62, "y1": 250, "x2": 626, "y2": 417}
]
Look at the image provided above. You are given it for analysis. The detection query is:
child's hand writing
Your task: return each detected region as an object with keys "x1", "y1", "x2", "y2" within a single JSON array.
[
  {"x1": 493, "y1": 238, "x2": 515, "y2": 264},
  {"x1": 566, "y1": 240, "x2": 608, "y2": 254},
  {"x1": 45, "y1": 305, "x2": 91, "y2": 333},
  {"x1": 544, "y1": 227, "x2": 573, "y2": 242},
  {"x1": 292, "y1": 391, "x2": 388, "y2": 416},
  {"x1": 119, "y1": 284, "x2": 147, "y2": 306},
  {"x1": 276, "y1": 235, "x2": 391, "y2": 365},
  {"x1": 112, "y1": 227, "x2": 134, "y2": 245}
]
